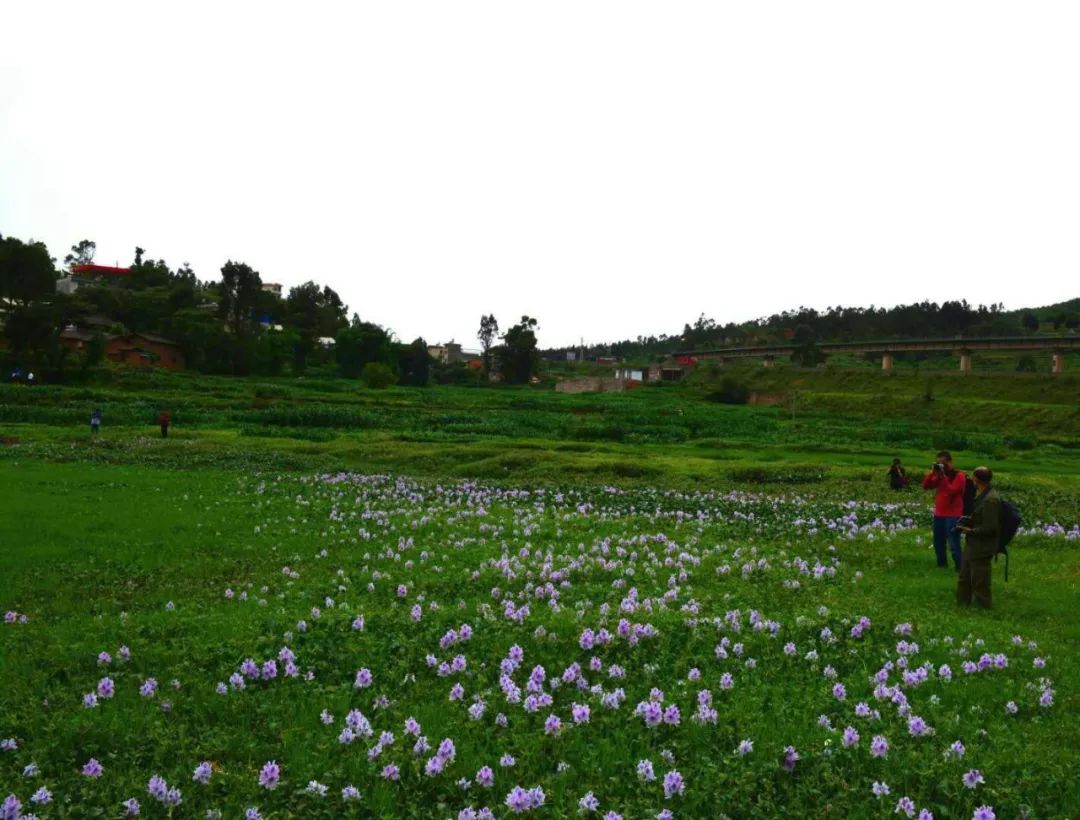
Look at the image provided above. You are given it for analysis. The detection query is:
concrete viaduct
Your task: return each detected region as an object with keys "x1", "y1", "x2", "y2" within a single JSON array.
[{"x1": 674, "y1": 335, "x2": 1079, "y2": 373}]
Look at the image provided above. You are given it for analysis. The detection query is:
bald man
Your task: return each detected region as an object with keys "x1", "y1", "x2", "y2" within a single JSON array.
[{"x1": 955, "y1": 466, "x2": 1001, "y2": 609}]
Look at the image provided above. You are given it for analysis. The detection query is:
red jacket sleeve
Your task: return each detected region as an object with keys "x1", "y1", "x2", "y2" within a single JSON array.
[{"x1": 921, "y1": 473, "x2": 940, "y2": 490}]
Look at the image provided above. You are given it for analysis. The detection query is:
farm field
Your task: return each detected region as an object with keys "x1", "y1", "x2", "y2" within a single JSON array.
[{"x1": 1, "y1": 372, "x2": 1078, "y2": 819}]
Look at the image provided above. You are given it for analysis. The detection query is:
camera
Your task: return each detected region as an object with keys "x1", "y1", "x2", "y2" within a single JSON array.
[{"x1": 933, "y1": 462, "x2": 945, "y2": 473}]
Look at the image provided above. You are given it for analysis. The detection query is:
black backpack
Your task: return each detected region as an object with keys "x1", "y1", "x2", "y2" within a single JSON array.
[{"x1": 997, "y1": 498, "x2": 1022, "y2": 581}]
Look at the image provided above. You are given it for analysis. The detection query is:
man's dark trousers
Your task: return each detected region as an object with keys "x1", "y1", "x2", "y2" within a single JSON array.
[
  {"x1": 957, "y1": 547, "x2": 993, "y2": 608},
  {"x1": 933, "y1": 515, "x2": 962, "y2": 569}
]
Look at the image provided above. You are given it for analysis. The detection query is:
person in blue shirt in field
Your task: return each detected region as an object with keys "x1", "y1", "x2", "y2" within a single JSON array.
[{"x1": 90, "y1": 408, "x2": 102, "y2": 435}]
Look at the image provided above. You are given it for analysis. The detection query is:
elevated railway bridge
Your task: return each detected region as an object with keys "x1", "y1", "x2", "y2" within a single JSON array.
[{"x1": 674, "y1": 335, "x2": 1079, "y2": 373}]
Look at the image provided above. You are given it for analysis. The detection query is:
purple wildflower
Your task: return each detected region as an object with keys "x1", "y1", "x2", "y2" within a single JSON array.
[
  {"x1": 637, "y1": 759, "x2": 656, "y2": 781},
  {"x1": 259, "y1": 760, "x2": 280, "y2": 790},
  {"x1": 1, "y1": 796, "x2": 21, "y2": 820},
  {"x1": 870, "y1": 735, "x2": 889, "y2": 758},
  {"x1": 782, "y1": 745, "x2": 799, "y2": 771},
  {"x1": 147, "y1": 776, "x2": 168, "y2": 801},
  {"x1": 662, "y1": 770, "x2": 685, "y2": 799},
  {"x1": 193, "y1": 762, "x2": 212, "y2": 784},
  {"x1": 895, "y1": 796, "x2": 916, "y2": 817},
  {"x1": 906, "y1": 716, "x2": 929, "y2": 737},
  {"x1": 579, "y1": 791, "x2": 600, "y2": 812}
]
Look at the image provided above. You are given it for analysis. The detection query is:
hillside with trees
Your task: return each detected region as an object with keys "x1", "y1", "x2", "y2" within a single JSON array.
[
  {"x1": 546, "y1": 300, "x2": 1079, "y2": 363},
  {"x1": 2, "y1": 231, "x2": 1075, "y2": 382}
]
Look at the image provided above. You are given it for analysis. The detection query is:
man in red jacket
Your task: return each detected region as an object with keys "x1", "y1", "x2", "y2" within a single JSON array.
[{"x1": 922, "y1": 450, "x2": 966, "y2": 570}]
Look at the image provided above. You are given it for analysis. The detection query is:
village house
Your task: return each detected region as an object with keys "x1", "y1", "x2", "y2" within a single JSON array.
[
  {"x1": 427, "y1": 340, "x2": 482, "y2": 368},
  {"x1": 60, "y1": 327, "x2": 185, "y2": 370}
]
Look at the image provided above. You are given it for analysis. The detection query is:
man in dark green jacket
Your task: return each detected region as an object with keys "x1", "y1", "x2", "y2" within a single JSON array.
[{"x1": 955, "y1": 466, "x2": 1000, "y2": 609}]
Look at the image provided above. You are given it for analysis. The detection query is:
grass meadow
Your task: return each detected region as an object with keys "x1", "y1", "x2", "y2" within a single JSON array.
[{"x1": 1, "y1": 368, "x2": 1078, "y2": 819}]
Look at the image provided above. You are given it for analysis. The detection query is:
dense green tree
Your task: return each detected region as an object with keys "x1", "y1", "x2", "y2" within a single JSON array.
[
  {"x1": 1021, "y1": 312, "x2": 1040, "y2": 332},
  {"x1": 218, "y1": 261, "x2": 262, "y2": 336},
  {"x1": 253, "y1": 327, "x2": 297, "y2": 376},
  {"x1": 335, "y1": 316, "x2": 395, "y2": 378},
  {"x1": 0, "y1": 235, "x2": 56, "y2": 306},
  {"x1": 285, "y1": 281, "x2": 348, "y2": 372},
  {"x1": 498, "y1": 315, "x2": 539, "y2": 384},
  {"x1": 169, "y1": 307, "x2": 230, "y2": 372},
  {"x1": 398, "y1": 337, "x2": 432, "y2": 386}
]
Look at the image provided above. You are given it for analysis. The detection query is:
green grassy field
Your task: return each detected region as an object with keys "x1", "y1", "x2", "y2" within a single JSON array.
[{"x1": 1, "y1": 369, "x2": 1078, "y2": 818}]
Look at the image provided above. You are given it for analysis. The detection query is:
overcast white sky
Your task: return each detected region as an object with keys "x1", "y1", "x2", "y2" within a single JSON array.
[{"x1": 2, "y1": 2, "x2": 1078, "y2": 347}]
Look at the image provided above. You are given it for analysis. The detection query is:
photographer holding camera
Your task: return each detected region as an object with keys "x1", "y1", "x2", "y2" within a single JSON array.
[{"x1": 921, "y1": 450, "x2": 966, "y2": 570}]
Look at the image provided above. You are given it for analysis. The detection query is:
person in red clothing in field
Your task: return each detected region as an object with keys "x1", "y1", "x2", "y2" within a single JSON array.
[{"x1": 922, "y1": 450, "x2": 966, "y2": 571}]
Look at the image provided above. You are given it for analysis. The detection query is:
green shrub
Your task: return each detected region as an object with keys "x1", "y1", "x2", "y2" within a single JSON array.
[
  {"x1": 1005, "y1": 435, "x2": 1037, "y2": 450},
  {"x1": 362, "y1": 362, "x2": 397, "y2": 389},
  {"x1": 238, "y1": 425, "x2": 336, "y2": 442},
  {"x1": 932, "y1": 432, "x2": 970, "y2": 452},
  {"x1": 729, "y1": 465, "x2": 828, "y2": 484},
  {"x1": 706, "y1": 376, "x2": 750, "y2": 405},
  {"x1": 253, "y1": 384, "x2": 293, "y2": 399}
]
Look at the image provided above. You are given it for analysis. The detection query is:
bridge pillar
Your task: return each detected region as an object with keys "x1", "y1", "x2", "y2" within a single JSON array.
[
  {"x1": 1052, "y1": 351, "x2": 1066, "y2": 374},
  {"x1": 881, "y1": 353, "x2": 894, "y2": 372},
  {"x1": 958, "y1": 351, "x2": 972, "y2": 374},
  {"x1": 762, "y1": 356, "x2": 774, "y2": 368}
]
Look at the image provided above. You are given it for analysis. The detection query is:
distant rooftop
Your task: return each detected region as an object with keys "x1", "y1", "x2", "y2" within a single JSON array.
[{"x1": 71, "y1": 264, "x2": 130, "y2": 277}]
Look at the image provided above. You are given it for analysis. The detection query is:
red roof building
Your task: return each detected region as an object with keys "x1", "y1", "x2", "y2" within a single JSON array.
[{"x1": 70, "y1": 264, "x2": 131, "y2": 279}]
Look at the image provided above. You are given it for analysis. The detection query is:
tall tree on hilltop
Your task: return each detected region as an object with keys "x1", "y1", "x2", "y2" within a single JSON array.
[
  {"x1": 218, "y1": 260, "x2": 262, "y2": 336},
  {"x1": 498, "y1": 315, "x2": 539, "y2": 384},
  {"x1": 286, "y1": 281, "x2": 349, "y2": 372},
  {"x1": 477, "y1": 314, "x2": 499, "y2": 376},
  {"x1": 63, "y1": 239, "x2": 96, "y2": 269}
]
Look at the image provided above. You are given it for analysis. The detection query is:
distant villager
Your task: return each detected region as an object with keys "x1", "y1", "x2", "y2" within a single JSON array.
[{"x1": 887, "y1": 458, "x2": 908, "y2": 490}]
